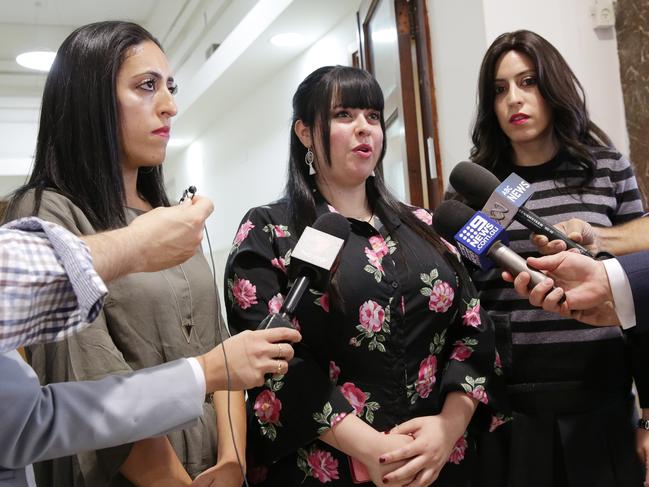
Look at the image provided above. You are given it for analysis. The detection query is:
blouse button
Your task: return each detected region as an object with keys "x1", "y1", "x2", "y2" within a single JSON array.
[{"x1": 391, "y1": 281, "x2": 399, "y2": 289}]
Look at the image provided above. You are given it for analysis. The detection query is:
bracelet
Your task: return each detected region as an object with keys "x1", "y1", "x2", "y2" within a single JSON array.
[{"x1": 638, "y1": 418, "x2": 649, "y2": 430}]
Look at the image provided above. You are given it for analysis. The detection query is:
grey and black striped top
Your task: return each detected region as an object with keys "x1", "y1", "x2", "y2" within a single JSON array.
[{"x1": 452, "y1": 148, "x2": 646, "y2": 406}]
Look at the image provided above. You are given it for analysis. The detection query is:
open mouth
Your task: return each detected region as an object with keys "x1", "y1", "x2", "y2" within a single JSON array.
[{"x1": 353, "y1": 144, "x2": 372, "y2": 157}]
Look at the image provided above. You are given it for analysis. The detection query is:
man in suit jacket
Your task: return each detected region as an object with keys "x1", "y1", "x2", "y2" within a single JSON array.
[{"x1": 1, "y1": 196, "x2": 300, "y2": 487}]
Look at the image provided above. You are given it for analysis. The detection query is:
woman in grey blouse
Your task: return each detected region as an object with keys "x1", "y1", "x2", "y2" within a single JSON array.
[{"x1": 6, "y1": 21, "x2": 245, "y2": 487}]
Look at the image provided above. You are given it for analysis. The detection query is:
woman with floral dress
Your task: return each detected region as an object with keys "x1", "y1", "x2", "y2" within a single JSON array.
[{"x1": 225, "y1": 66, "x2": 505, "y2": 486}]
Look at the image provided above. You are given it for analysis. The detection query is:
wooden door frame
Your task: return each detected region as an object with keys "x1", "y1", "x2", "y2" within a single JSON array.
[{"x1": 358, "y1": 0, "x2": 443, "y2": 209}]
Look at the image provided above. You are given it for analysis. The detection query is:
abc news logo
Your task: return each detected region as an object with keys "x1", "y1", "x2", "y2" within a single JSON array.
[{"x1": 457, "y1": 215, "x2": 499, "y2": 252}]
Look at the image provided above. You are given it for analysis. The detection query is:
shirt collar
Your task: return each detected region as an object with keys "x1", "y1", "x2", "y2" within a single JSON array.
[{"x1": 312, "y1": 187, "x2": 402, "y2": 230}]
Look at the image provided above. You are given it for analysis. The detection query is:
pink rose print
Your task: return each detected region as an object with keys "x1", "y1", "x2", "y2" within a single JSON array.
[
  {"x1": 232, "y1": 278, "x2": 258, "y2": 309},
  {"x1": 468, "y1": 385, "x2": 489, "y2": 405},
  {"x1": 329, "y1": 361, "x2": 341, "y2": 383},
  {"x1": 307, "y1": 448, "x2": 340, "y2": 483},
  {"x1": 450, "y1": 342, "x2": 473, "y2": 361},
  {"x1": 254, "y1": 390, "x2": 282, "y2": 424},
  {"x1": 415, "y1": 355, "x2": 437, "y2": 399},
  {"x1": 270, "y1": 256, "x2": 287, "y2": 273},
  {"x1": 441, "y1": 237, "x2": 460, "y2": 257},
  {"x1": 247, "y1": 465, "x2": 269, "y2": 485},
  {"x1": 448, "y1": 436, "x2": 468, "y2": 465},
  {"x1": 320, "y1": 293, "x2": 330, "y2": 313},
  {"x1": 413, "y1": 208, "x2": 432, "y2": 225},
  {"x1": 368, "y1": 235, "x2": 389, "y2": 258},
  {"x1": 340, "y1": 382, "x2": 367, "y2": 415},
  {"x1": 358, "y1": 300, "x2": 385, "y2": 333},
  {"x1": 489, "y1": 415, "x2": 507, "y2": 432},
  {"x1": 268, "y1": 294, "x2": 284, "y2": 314},
  {"x1": 364, "y1": 247, "x2": 384, "y2": 273},
  {"x1": 428, "y1": 281, "x2": 454, "y2": 313},
  {"x1": 233, "y1": 220, "x2": 254, "y2": 246},
  {"x1": 463, "y1": 302, "x2": 481, "y2": 328},
  {"x1": 291, "y1": 316, "x2": 301, "y2": 331},
  {"x1": 273, "y1": 225, "x2": 287, "y2": 237}
]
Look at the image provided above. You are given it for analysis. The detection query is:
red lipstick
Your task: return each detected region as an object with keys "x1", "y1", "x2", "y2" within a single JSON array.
[{"x1": 509, "y1": 113, "x2": 529, "y2": 125}]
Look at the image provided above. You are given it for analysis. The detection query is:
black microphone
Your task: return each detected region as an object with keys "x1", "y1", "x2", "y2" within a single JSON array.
[
  {"x1": 258, "y1": 212, "x2": 350, "y2": 330},
  {"x1": 449, "y1": 161, "x2": 592, "y2": 257},
  {"x1": 433, "y1": 200, "x2": 562, "y2": 293}
]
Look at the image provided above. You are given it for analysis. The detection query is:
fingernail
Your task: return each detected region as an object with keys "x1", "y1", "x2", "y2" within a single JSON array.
[
  {"x1": 379, "y1": 457, "x2": 385, "y2": 464},
  {"x1": 383, "y1": 478, "x2": 388, "y2": 484},
  {"x1": 383, "y1": 430, "x2": 389, "y2": 434}
]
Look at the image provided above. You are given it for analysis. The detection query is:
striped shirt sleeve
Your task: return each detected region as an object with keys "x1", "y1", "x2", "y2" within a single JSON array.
[{"x1": 0, "y1": 217, "x2": 107, "y2": 352}]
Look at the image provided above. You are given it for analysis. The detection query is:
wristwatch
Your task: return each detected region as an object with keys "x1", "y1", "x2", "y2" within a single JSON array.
[{"x1": 638, "y1": 418, "x2": 649, "y2": 430}]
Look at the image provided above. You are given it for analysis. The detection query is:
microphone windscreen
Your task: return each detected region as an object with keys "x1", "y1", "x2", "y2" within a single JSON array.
[
  {"x1": 432, "y1": 200, "x2": 476, "y2": 242},
  {"x1": 449, "y1": 161, "x2": 501, "y2": 207},
  {"x1": 311, "y1": 212, "x2": 351, "y2": 242}
]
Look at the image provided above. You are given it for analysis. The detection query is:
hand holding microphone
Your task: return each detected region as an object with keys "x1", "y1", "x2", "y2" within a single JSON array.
[
  {"x1": 197, "y1": 327, "x2": 302, "y2": 391},
  {"x1": 258, "y1": 212, "x2": 351, "y2": 330},
  {"x1": 449, "y1": 161, "x2": 593, "y2": 257},
  {"x1": 504, "y1": 252, "x2": 620, "y2": 327}
]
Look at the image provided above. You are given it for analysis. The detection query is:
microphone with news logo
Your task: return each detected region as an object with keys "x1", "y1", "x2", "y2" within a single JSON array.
[
  {"x1": 433, "y1": 199, "x2": 560, "y2": 291},
  {"x1": 449, "y1": 161, "x2": 592, "y2": 257},
  {"x1": 257, "y1": 212, "x2": 350, "y2": 330}
]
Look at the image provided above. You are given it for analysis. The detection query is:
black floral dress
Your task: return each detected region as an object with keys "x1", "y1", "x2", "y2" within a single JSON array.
[{"x1": 224, "y1": 194, "x2": 506, "y2": 486}]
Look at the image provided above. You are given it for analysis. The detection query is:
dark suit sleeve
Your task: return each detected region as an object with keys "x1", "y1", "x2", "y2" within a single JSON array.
[{"x1": 618, "y1": 251, "x2": 649, "y2": 407}]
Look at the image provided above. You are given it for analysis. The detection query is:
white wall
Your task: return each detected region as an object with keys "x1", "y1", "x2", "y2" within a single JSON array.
[
  {"x1": 428, "y1": 0, "x2": 486, "y2": 186},
  {"x1": 429, "y1": 0, "x2": 628, "y2": 186},
  {"x1": 165, "y1": 12, "x2": 358, "y2": 295}
]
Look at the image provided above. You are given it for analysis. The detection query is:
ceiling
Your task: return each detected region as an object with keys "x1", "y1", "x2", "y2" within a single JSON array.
[{"x1": 0, "y1": 0, "x2": 358, "y2": 198}]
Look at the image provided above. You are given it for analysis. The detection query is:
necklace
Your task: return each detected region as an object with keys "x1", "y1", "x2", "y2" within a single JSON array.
[{"x1": 161, "y1": 264, "x2": 195, "y2": 344}]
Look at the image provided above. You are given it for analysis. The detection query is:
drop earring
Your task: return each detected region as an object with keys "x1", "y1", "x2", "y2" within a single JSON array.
[
  {"x1": 370, "y1": 169, "x2": 376, "y2": 177},
  {"x1": 305, "y1": 148, "x2": 316, "y2": 175}
]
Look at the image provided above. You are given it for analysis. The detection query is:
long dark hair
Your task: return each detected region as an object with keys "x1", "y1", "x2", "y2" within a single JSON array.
[
  {"x1": 285, "y1": 65, "x2": 455, "y2": 273},
  {"x1": 7, "y1": 21, "x2": 170, "y2": 230},
  {"x1": 471, "y1": 30, "x2": 612, "y2": 181}
]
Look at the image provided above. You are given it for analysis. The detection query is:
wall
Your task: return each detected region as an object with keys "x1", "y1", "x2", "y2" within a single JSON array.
[
  {"x1": 429, "y1": 0, "x2": 629, "y2": 186},
  {"x1": 616, "y1": 0, "x2": 649, "y2": 206},
  {"x1": 165, "y1": 12, "x2": 358, "y2": 299}
]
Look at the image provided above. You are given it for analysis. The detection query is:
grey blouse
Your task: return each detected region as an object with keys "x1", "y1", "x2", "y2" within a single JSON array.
[{"x1": 8, "y1": 190, "x2": 226, "y2": 487}]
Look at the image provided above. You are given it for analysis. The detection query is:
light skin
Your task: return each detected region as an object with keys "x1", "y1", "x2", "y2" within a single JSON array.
[
  {"x1": 295, "y1": 102, "x2": 475, "y2": 486},
  {"x1": 493, "y1": 50, "x2": 558, "y2": 167},
  {"x1": 503, "y1": 253, "x2": 649, "y2": 484},
  {"x1": 531, "y1": 217, "x2": 649, "y2": 257},
  {"x1": 113, "y1": 40, "x2": 244, "y2": 487},
  {"x1": 295, "y1": 105, "x2": 382, "y2": 220}
]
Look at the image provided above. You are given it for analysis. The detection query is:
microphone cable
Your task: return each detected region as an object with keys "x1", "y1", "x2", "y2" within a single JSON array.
[{"x1": 182, "y1": 186, "x2": 250, "y2": 487}]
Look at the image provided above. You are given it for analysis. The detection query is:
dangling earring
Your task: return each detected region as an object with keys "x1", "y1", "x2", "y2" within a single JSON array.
[
  {"x1": 305, "y1": 148, "x2": 316, "y2": 175},
  {"x1": 370, "y1": 169, "x2": 376, "y2": 177}
]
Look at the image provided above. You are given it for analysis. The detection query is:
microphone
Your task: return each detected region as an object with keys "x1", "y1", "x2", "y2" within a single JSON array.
[
  {"x1": 433, "y1": 200, "x2": 559, "y2": 290},
  {"x1": 258, "y1": 212, "x2": 351, "y2": 330},
  {"x1": 449, "y1": 161, "x2": 592, "y2": 257}
]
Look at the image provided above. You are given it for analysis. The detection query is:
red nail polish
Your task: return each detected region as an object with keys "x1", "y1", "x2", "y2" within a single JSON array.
[
  {"x1": 379, "y1": 457, "x2": 385, "y2": 464},
  {"x1": 383, "y1": 477, "x2": 388, "y2": 484},
  {"x1": 383, "y1": 431, "x2": 389, "y2": 434}
]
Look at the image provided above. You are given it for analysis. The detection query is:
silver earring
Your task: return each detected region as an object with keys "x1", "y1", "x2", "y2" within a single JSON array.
[{"x1": 305, "y1": 148, "x2": 316, "y2": 175}]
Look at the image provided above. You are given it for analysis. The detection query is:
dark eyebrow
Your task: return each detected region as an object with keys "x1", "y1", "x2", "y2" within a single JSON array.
[
  {"x1": 494, "y1": 69, "x2": 536, "y2": 82},
  {"x1": 134, "y1": 71, "x2": 175, "y2": 84}
]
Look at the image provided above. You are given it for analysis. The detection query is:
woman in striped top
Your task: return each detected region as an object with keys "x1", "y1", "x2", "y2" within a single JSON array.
[{"x1": 458, "y1": 30, "x2": 647, "y2": 486}]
